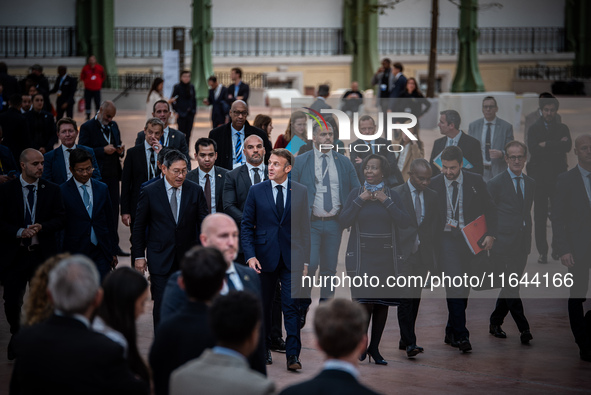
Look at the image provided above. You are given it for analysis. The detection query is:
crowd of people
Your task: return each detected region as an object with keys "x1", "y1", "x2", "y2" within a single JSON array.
[{"x1": 0, "y1": 56, "x2": 590, "y2": 395}]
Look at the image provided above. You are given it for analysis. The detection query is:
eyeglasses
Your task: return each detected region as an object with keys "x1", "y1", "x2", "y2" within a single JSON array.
[
  {"x1": 507, "y1": 155, "x2": 526, "y2": 162},
  {"x1": 232, "y1": 111, "x2": 248, "y2": 117},
  {"x1": 170, "y1": 169, "x2": 188, "y2": 176},
  {"x1": 482, "y1": 105, "x2": 496, "y2": 110},
  {"x1": 74, "y1": 167, "x2": 94, "y2": 174}
]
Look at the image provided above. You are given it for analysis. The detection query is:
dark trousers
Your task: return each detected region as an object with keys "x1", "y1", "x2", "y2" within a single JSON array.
[
  {"x1": 56, "y1": 101, "x2": 73, "y2": 121},
  {"x1": 270, "y1": 282, "x2": 283, "y2": 341},
  {"x1": 177, "y1": 114, "x2": 195, "y2": 145},
  {"x1": 567, "y1": 252, "x2": 591, "y2": 351},
  {"x1": 490, "y1": 251, "x2": 530, "y2": 332},
  {"x1": 103, "y1": 176, "x2": 120, "y2": 246},
  {"x1": 86, "y1": 243, "x2": 112, "y2": 283},
  {"x1": 397, "y1": 251, "x2": 427, "y2": 346},
  {"x1": 150, "y1": 266, "x2": 177, "y2": 329},
  {"x1": 532, "y1": 175, "x2": 558, "y2": 256},
  {"x1": 260, "y1": 259, "x2": 301, "y2": 358},
  {"x1": 84, "y1": 89, "x2": 101, "y2": 117},
  {"x1": 2, "y1": 246, "x2": 43, "y2": 334},
  {"x1": 440, "y1": 232, "x2": 472, "y2": 340}
]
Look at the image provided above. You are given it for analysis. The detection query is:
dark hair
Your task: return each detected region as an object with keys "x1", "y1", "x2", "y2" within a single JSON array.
[
  {"x1": 409, "y1": 158, "x2": 431, "y2": 174},
  {"x1": 359, "y1": 115, "x2": 375, "y2": 125},
  {"x1": 68, "y1": 148, "x2": 93, "y2": 169},
  {"x1": 231, "y1": 67, "x2": 243, "y2": 78},
  {"x1": 440, "y1": 109, "x2": 461, "y2": 130},
  {"x1": 393, "y1": 62, "x2": 404, "y2": 72},
  {"x1": 209, "y1": 291, "x2": 261, "y2": 349},
  {"x1": 31, "y1": 64, "x2": 43, "y2": 72},
  {"x1": 314, "y1": 299, "x2": 367, "y2": 358},
  {"x1": 180, "y1": 70, "x2": 191, "y2": 77},
  {"x1": 147, "y1": 77, "x2": 164, "y2": 102},
  {"x1": 9, "y1": 94, "x2": 22, "y2": 107},
  {"x1": 157, "y1": 147, "x2": 171, "y2": 164},
  {"x1": 381, "y1": 58, "x2": 391, "y2": 65},
  {"x1": 152, "y1": 99, "x2": 170, "y2": 113},
  {"x1": 441, "y1": 146, "x2": 463, "y2": 164},
  {"x1": 181, "y1": 246, "x2": 226, "y2": 301},
  {"x1": 31, "y1": 93, "x2": 44, "y2": 102},
  {"x1": 406, "y1": 77, "x2": 423, "y2": 96},
  {"x1": 284, "y1": 111, "x2": 307, "y2": 142},
  {"x1": 318, "y1": 84, "x2": 330, "y2": 97},
  {"x1": 162, "y1": 149, "x2": 188, "y2": 168},
  {"x1": 57, "y1": 65, "x2": 67, "y2": 74},
  {"x1": 270, "y1": 148, "x2": 294, "y2": 167},
  {"x1": 194, "y1": 137, "x2": 217, "y2": 154},
  {"x1": 57, "y1": 117, "x2": 78, "y2": 133},
  {"x1": 482, "y1": 96, "x2": 497, "y2": 107},
  {"x1": 361, "y1": 154, "x2": 391, "y2": 181},
  {"x1": 208, "y1": 75, "x2": 217, "y2": 83},
  {"x1": 253, "y1": 114, "x2": 272, "y2": 134},
  {"x1": 96, "y1": 268, "x2": 150, "y2": 381},
  {"x1": 539, "y1": 95, "x2": 559, "y2": 111},
  {"x1": 504, "y1": 140, "x2": 528, "y2": 156},
  {"x1": 144, "y1": 117, "x2": 165, "y2": 131}
]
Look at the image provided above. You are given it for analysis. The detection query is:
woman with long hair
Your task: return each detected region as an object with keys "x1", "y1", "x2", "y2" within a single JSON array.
[
  {"x1": 253, "y1": 114, "x2": 273, "y2": 139},
  {"x1": 93, "y1": 267, "x2": 151, "y2": 383},
  {"x1": 146, "y1": 77, "x2": 169, "y2": 119},
  {"x1": 276, "y1": 111, "x2": 307, "y2": 153},
  {"x1": 395, "y1": 125, "x2": 425, "y2": 182},
  {"x1": 396, "y1": 77, "x2": 431, "y2": 121}
]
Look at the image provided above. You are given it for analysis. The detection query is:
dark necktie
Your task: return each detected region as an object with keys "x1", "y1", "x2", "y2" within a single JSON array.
[
  {"x1": 102, "y1": 124, "x2": 111, "y2": 142},
  {"x1": 253, "y1": 168, "x2": 261, "y2": 184},
  {"x1": 485, "y1": 123, "x2": 492, "y2": 162},
  {"x1": 515, "y1": 176, "x2": 524, "y2": 208},
  {"x1": 451, "y1": 180, "x2": 459, "y2": 222},
  {"x1": 235, "y1": 132, "x2": 242, "y2": 164},
  {"x1": 66, "y1": 148, "x2": 73, "y2": 153},
  {"x1": 322, "y1": 154, "x2": 333, "y2": 213},
  {"x1": 205, "y1": 174, "x2": 212, "y2": 213},
  {"x1": 170, "y1": 187, "x2": 178, "y2": 223},
  {"x1": 226, "y1": 272, "x2": 236, "y2": 292},
  {"x1": 276, "y1": 185, "x2": 284, "y2": 220},
  {"x1": 23, "y1": 185, "x2": 35, "y2": 247},
  {"x1": 148, "y1": 148, "x2": 155, "y2": 179}
]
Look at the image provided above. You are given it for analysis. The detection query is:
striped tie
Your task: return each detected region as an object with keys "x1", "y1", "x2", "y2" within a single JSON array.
[{"x1": 235, "y1": 132, "x2": 243, "y2": 165}]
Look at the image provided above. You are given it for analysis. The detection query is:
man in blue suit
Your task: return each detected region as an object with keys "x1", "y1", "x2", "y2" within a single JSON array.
[
  {"x1": 242, "y1": 148, "x2": 310, "y2": 371},
  {"x1": 42, "y1": 117, "x2": 101, "y2": 184},
  {"x1": 291, "y1": 122, "x2": 360, "y2": 322},
  {"x1": 60, "y1": 148, "x2": 117, "y2": 280}
]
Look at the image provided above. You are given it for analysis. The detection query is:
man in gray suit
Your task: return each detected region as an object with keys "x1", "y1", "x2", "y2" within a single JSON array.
[
  {"x1": 170, "y1": 292, "x2": 274, "y2": 395},
  {"x1": 487, "y1": 140, "x2": 535, "y2": 344},
  {"x1": 468, "y1": 96, "x2": 514, "y2": 182},
  {"x1": 310, "y1": 84, "x2": 332, "y2": 114}
]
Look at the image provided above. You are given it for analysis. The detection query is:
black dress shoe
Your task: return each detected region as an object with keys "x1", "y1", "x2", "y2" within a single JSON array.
[
  {"x1": 489, "y1": 324, "x2": 507, "y2": 338},
  {"x1": 457, "y1": 338, "x2": 472, "y2": 353},
  {"x1": 287, "y1": 355, "x2": 302, "y2": 371},
  {"x1": 300, "y1": 307, "x2": 309, "y2": 329},
  {"x1": 538, "y1": 254, "x2": 547, "y2": 264},
  {"x1": 116, "y1": 247, "x2": 131, "y2": 257},
  {"x1": 520, "y1": 330, "x2": 533, "y2": 344},
  {"x1": 367, "y1": 348, "x2": 387, "y2": 365},
  {"x1": 359, "y1": 350, "x2": 367, "y2": 362},
  {"x1": 551, "y1": 252, "x2": 560, "y2": 261},
  {"x1": 406, "y1": 344, "x2": 424, "y2": 358},
  {"x1": 445, "y1": 334, "x2": 458, "y2": 348},
  {"x1": 270, "y1": 337, "x2": 286, "y2": 353},
  {"x1": 265, "y1": 349, "x2": 273, "y2": 365}
]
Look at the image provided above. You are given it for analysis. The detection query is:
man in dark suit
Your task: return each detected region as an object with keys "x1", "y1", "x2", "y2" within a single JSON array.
[
  {"x1": 0, "y1": 62, "x2": 19, "y2": 100},
  {"x1": 48, "y1": 65, "x2": 77, "y2": 120},
  {"x1": 242, "y1": 148, "x2": 311, "y2": 371},
  {"x1": 0, "y1": 148, "x2": 65, "y2": 360},
  {"x1": 203, "y1": 75, "x2": 229, "y2": 128},
  {"x1": 0, "y1": 126, "x2": 19, "y2": 184},
  {"x1": 279, "y1": 299, "x2": 381, "y2": 395},
  {"x1": 310, "y1": 84, "x2": 332, "y2": 114},
  {"x1": 430, "y1": 146, "x2": 497, "y2": 353},
  {"x1": 209, "y1": 100, "x2": 272, "y2": 170},
  {"x1": 430, "y1": 109, "x2": 484, "y2": 176},
  {"x1": 393, "y1": 158, "x2": 439, "y2": 358},
  {"x1": 132, "y1": 149, "x2": 208, "y2": 327},
  {"x1": 487, "y1": 141, "x2": 535, "y2": 344},
  {"x1": 186, "y1": 137, "x2": 228, "y2": 214},
  {"x1": 60, "y1": 148, "x2": 117, "y2": 280},
  {"x1": 552, "y1": 134, "x2": 591, "y2": 362},
  {"x1": 78, "y1": 100, "x2": 127, "y2": 256},
  {"x1": 526, "y1": 96, "x2": 572, "y2": 264},
  {"x1": 389, "y1": 62, "x2": 407, "y2": 113},
  {"x1": 134, "y1": 99, "x2": 190, "y2": 169},
  {"x1": 42, "y1": 117, "x2": 101, "y2": 184},
  {"x1": 171, "y1": 70, "x2": 197, "y2": 143},
  {"x1": 0, "y1": 95, "x2": 30, "y2": 162},
  {"x1": 10, "y1": 255, "x2": 149, "y2": 395},
  {"x1": 24, "y1": 93, "x2": 56, "y2": 154},
  {"x1": 150, "y1": 246, "x2": 226, "y2": 395},
  {"x1": 467, "y1": 96, "x2": 515, "y2": 182},
  {"x1": 226, "y1": 67, "x2": 250, "y2": 105}
]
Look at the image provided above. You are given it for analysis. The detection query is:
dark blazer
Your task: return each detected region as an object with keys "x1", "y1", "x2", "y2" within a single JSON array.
[
  {"x1": 526, "y1": 116, "x2": 572, "y2": 177},
  {"x1": 225, "y1": 82, "x2": 250, "y2": 104},
  {"x1": 222, "y1": 164, "x2": 268, "y2": 227},
  {"x1": 131, "y1": 178, "x2": 208, "y2": 275},
  {"x1": 0, "y1": 177, "x2": 64, "y2": 277},
  {"x1": 389, "y1": 73, "x2": 408, "y2": 111},
  {"x1": 42, "y1": 145, "x2": 101, "y2": 184},
  {"x1": 121, "y1": 144, "x2": 152, "y2": 218},
  {"x1": 429, "y1": 132, "x2": 484, "y2": 176},
  {"x1": 0, "y1": 144, "x2": 18, "y2": 175},
  {"x1": 241, "y1": 180, "x2": 311, "y2": 272},
  {"x1": 430, "y1": 170, "x2": 498, "y2": 240},
  {"x1": 552, "y1": 166, "x2": 591, "y2": 260},
  {"x1": 24, "y1": 110, "x2": 56, "y2": 153},
  {"x1": 291, "y1": 149, "x2": 361, "y2": 217},
  {"x1": 467, "y1": 117, "x2": 514, "y2": 176},
  {"x1": 393, "y1": 182, "x2": 439, "y2": 269},
  {"x1": 134, "y1": 127, "x2": 191, "y2": 169},
  {"x1": 487, "y1": 170, "x2": 535, "y2": 255},
  {"x1": 171, "y1": 83, "x2": 196, "y2": 118},
  {"x1": 11, "y1": 314, "x2": 149, "y2": 395},
  {"x1": 60, "y1": 178, "x2": 117, "y2": 260},
  {"x1": 0, "y1": 108, "x2": 30, "y2": 162},
  {"x1": 310, "y1": 98, "x2": 331, "y2": 113},
  {"x1": 279, "y1": 369, "x2": 381, "y2": 395},
  {"x1": 208, "y1": 85, "x2": 230, "y2": 127},
  {"x1": 186, "y1": 166, "x2": 228, "y2": 213},
  {"x1": 208, "y1": 123, "x2": 272, "y2": 170},
  {"x1": 49, "y1": 75, "x2": 77, "y2": 108},
  {"x1": 349, "y1": 137, "x2": 404, "y2": 186},
  {"x1": 78, "y1": 118, "x2": 123, "y2": 179}
]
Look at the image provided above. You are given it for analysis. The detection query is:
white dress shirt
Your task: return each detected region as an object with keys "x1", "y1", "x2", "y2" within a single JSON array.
[
  {"x1": 271, "y1": 178, "x2": 288, "y2": 207},
  {"x1": 74, "y1": 178, "x2": 93, "y2": 215},
  {"x1": 312, "y1": 147, "x2": 340, "y2": 216},
  {"x1": 144, "y1": 140, "x2": 158, "y2": 178},
  {"x1": 231, "y1": 124, "x2": 246, "y2": 169},
  {"x1": 246, "y1": 162, "x2": 265, "y2": 185},
  {"x1": 444, "y1": 171, "x2": 465, "y2": 230},
  {"x1": 446, "y1": 130, "x2": 462, "y2": 147},
  {"x1": 198, "y1": 167, "x2": 216, "y2": 213},
  {"x1": 61, "y1": 144, "x2": 77, "y2": 180},
  {"x1": 221, "y1": 262, "x2": 244, "y2": 294},
  {"x1": 481, "y1": 118, "x2": 497, "y2": 165},
  {"x1": 17, "y1": 175, "x2": 39, "y2": 245},
  {"x1": 323, "y1": 360, "x2": 359, "y2": 380},
  {"x1": 407, "y1": 179, "x2": 425, "y2": 223}
]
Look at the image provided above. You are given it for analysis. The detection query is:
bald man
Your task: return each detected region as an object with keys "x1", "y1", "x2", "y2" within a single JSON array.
[
  {"x1": 79, "y1": 101, "x2": 128, "y2": 256},
  {"x1": 208, "y1": 100, "x2": 272, "y2": 170},
  {"x1": 0, "y1": 148, "x2": 65, "y2": 360}
]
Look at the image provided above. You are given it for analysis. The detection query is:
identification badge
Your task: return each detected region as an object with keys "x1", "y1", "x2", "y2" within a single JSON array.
[
  {"x1": 380, "y1": 84, "x2": 387, "y2": 92},
  {"x1": 447, "y1": 219, "x2": 458, "y2": 228},
  {"x1": 317, "y1": 186, "x2": 327, "y2": 193}
]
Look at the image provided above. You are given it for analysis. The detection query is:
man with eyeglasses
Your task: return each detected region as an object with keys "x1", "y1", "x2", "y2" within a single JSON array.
[
  {"x1": 60, "y1": 148, "x2": 117, "y2": 281},
  {"x1": 486, "y1": 140, "x2": 535, "y2": 345},
  {"x1": 208, "y1": 100, "x2": 271, "y2": 170},
  {"x1": 468, "y1": 96, "x2": 514, "y2": 182},
  {"x1": 132, "y1": 149, "x2": 208, "y2": 328}
]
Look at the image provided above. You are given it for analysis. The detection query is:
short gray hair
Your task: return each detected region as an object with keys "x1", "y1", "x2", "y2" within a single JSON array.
[
  {"x1": 145, "y1": 117, "x2": 165, "y2": 131},
  {"x1": 48, "y1": 255, "x2": 100, "y2": 315}
]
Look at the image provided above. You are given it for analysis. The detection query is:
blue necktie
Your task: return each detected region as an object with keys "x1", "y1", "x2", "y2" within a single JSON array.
[
  {"x1": 276, "y1": 185, "x2": 284, "y2": 220},
  {"x1": 322, "y1": 154, "x2": 333, "y2": 213},
  {"x1": 226, "y1": 273, "x2": 237, "y2": 291},
  {"x1": 82, "y1": 185, "x2": 98, "y2": 245},
  {"x1": 235, "y1": 132, "x2": 243, "y2": 164}
]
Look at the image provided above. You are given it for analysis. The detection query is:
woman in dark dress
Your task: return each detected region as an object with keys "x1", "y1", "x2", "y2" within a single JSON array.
[
  {"x1": 396, "y1": 77, "x2": 431, "y2": 123},
  {"x1": 339, "y1": 154, "x2": 411, "y2": 365}
]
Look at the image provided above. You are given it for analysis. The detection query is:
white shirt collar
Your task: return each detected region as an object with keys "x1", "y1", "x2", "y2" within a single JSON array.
[
  {"x1": 143, "y1": 140, "x2": 152, "y2": 150},
  {"x1": 164, "y1": 177, "x2": 182, "y2": 192},
  {"x1": 246, "y1": 162, "x2": 265, "y2": 172},
  {"x1": 507, "y1": 168, "x2": 523, "y2": 178},
  {"x1": 407, "y1": 179, "x2": 420, "y2": 194},
  {"x1": 20, "y1": 174, "x2": 39, "y2": 187},
  {"x1": 447, "y1": 130, "x2": 462, "y2": 145},
  {"x1": 444, "y1": 171, "x2": 463, "y2": 187},
  {"x1": 226, "y1": 262, "x2": 237, "y2": 275},
  {"x1": 198, "y1": 167, "x2": 215, "y2": 179},
  {"x1": 323, "y1": 360, "x2": 359, "y2": 380},
  {"x1": 271, "y1": 178, "x2": 288, "y2": 190},
  {"x1": 578, "y1": 164, "x2": 591, "y2": 178},
  {"x1": 61, "y1": 144, "x2": 77, "y2": 152},
  {"x1": 55, "y1": 310, "x2": 91, "y2": 328},
  {"x1": 231, "y1": 124, "x2": 245, "y2": 135},
  {"x1": 484, "y1": 117, "x2": 497, "y2": 125},
  {"x1": 73, "y1": 178, "x2": 92, "y2": 189}
]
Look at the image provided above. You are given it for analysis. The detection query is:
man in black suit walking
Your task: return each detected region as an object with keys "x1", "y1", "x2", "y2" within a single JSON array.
[
  {"x1": 78, "y1": 100, "x2": 127, "y2": 256},
  {"x1": 203, "y1": 75, "x2": 229, "y2": 128},
  {"x1": 552, "y1": 134, "x2": 591, "y2": 362},
  {"x1": 48, "y1": 65, "x2": 77, "y2": 120},
  {"x1": 132, "y1": 149, "x2": 208, "y2": 327},
  {"x1": 226, "y1": 67, "x2": 250, "y2": 105},
  {"x1": 393, "y1": 158, "x2": 439, "y2": 357},
  {"x1": 487, "y1": 141, "x2": 535, "y2": 344},
  {"x1": 209, "y1": 100, "x2": 272, "y2": 170},
  {"x1": 0, "y1": 95, "x2": 30, "y2": 162},
  {"x1": 430, "y1": 146, "x2": 497, "y2": 353},
  {"x1": 430, "y1": 110, "x2": 484, "y2": 176},
  {"x1": 0, "y1": 148, "x2": 65, "y2": 359},
  {"x1": 186, "y1": 137, "x2": 228, "y2": 214}
]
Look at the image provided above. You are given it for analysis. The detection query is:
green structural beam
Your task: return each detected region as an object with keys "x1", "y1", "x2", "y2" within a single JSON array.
[
  {"x1": 451, "y1": 0, "x2": 484, "y2": 93},
  {"x1": 191, "y1": 0, "x2": 214, "y2": 102}
]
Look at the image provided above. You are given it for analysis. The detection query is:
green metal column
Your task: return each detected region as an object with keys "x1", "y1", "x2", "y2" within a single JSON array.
[
  {"x1": 451, "y1": 0, "x2": 484, "y2": 92},
  {"x1": 191, "y1": 0, "x2": 214, "y2": 102},
  {"x1": 566, "y1": 0, "x2": 591, "y2": 76}
]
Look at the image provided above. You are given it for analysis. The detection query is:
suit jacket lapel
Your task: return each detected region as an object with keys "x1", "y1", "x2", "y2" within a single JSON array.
[
  {"x1": 67, "y1": 179, "x2": 91, "y2": 219},
  {"x1": 90, "y1": 180, "x2": 101, "y2": 217},
  {"x1": 283, "y1": 181, "x2": 292, "y2": 223},
  {"x1": 239, "y1": 165, "x2": 252, "y2": 188},
  {"x1": 264, "y1": 181, "x2": 279, "y2": 219},
  {"x1": 401, "y1": 183, "x2": 417, "y2": 227},
  {"x1": 492, "y1": 121, "x2": 504, "y2": 150},
  {"x1": 55, "y1": 147, "x2": 67, "y2": 183},
  {"x1": 462, "y1": 171, "x2": 473, "y2": 214},
  {"x1": 157, "y1": 179, "x2": 176, "y2": 223},
  {"x1": 178, "y1": 184, "x2": 192, "y2": 225},
  {"x1": 572, "y1": 167, "x2": 591, "y2": 211},
  {"x1": 214, "y1": 167, "x2": 224, "y2": 199},
  {"x1": 139, "y1": 148, "x2": 149, "y2": 180},
  {"x1": 305, "y1": 153, "x2": 316, "y2": 194}
]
